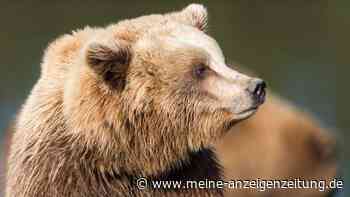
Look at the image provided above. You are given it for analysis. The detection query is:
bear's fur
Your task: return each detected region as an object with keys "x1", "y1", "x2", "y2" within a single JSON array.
[
  {"x1": 6, "y1": 4, "x2": 265, "y2": 197},
  {"x1": 3, "y1": 95, "x2": 338, "y2": 197},
  {"x1": 216, "y1": 94, "x2": 338, "y2": 197}
]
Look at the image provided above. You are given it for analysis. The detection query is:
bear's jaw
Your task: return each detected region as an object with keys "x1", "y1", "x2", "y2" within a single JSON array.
[{"x1": 233, "y1": 107, "x2": 258, "y2": 122}]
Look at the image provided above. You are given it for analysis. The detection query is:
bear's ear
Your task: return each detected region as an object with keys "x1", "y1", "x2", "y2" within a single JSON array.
[
  {"x1": 181, "y1": 4, "x2": 208, "y2": 31},
  {"x1": 85, "y1": 40, "x2": 131, "y2": 89}
]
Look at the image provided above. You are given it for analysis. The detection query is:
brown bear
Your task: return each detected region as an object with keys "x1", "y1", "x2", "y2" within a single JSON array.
[
  {"x1": 3, "y1": 96, "x2": 338, "y2": 197},
  {"x1": 216, "y1": 94, "x2": 339, "y2": 197},
  {"x1": 6, "y1": 4, "x2": 266, "y2": 197}
]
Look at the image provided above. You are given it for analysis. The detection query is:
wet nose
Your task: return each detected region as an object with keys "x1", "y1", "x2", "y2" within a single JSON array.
[{"x1": 248, "y1": 78, "x2": 266, "y2": 104}]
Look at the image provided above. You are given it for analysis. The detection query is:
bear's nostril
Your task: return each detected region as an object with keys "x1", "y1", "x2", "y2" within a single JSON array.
[
  {"x1": 249, "y1": 79, "x2": 266, "y2": 104},
  {"x1": 253, "y1": 80, "x2": 266, "y2": 96}
]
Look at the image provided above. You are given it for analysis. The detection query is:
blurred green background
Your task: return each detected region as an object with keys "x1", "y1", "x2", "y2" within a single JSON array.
[{"x1": 0, "y1": 0, "x2": 347, "y2": 196}]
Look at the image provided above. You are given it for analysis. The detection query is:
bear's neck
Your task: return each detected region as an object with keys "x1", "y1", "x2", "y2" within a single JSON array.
[
  {"x1": 114, "y1": 148, "x2": 224, "y2": 196},
  {"x1": 155, "y1": 148, "x2": 222, "y2": 181}
]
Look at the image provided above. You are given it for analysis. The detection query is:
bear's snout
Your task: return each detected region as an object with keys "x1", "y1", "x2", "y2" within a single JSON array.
[{"x1": 247, "y1": 78, "x2": 266, "y2": 105}]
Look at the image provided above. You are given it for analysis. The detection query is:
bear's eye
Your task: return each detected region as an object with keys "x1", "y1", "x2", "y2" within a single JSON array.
[{"x1": 194, "y1": 64, "x2": 208, "y2": 79}]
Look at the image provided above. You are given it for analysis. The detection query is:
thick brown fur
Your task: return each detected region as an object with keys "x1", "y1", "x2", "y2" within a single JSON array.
[
  {"x1": 3, "y1": 94, "x2": 338, "y2": 197},
  {"x1": 6, "y1": 4, "x2": 252, "y2": 197},
  {"x1": 5, "y1": 4, "x2": 338, "y2": 197}
]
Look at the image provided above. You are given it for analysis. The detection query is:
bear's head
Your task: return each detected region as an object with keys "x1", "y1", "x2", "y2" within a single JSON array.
[{"x1": 62, "y1": 4, "x2": 266, "y2": 177}]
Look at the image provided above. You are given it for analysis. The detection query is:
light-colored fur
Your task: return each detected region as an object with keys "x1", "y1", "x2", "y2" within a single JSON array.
[
  {"x1": 3, "y1": 94, "x2": 338, "y2": 197},
  {"x1": 6, "y1": 4, "x2": 263, "y2": 197}
]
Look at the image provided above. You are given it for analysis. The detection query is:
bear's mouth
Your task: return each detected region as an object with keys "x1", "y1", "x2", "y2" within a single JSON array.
[
  {"x1": 235, "y1": 106, "x2": 258, "y2": 119},
  {"x1": 222, "y1": 106, "x2": 259, "y2": 131},
  {"x1": 223, "y1": 107, "x2": 257, "y2": 131},
  {"x1": 238, "y1": 106, "x2": 258, "y2": 115}
]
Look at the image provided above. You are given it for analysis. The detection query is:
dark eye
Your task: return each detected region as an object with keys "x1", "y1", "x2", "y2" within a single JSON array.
[{"x1": 194, "y1": 64, "x2": 208, "y2": 78}]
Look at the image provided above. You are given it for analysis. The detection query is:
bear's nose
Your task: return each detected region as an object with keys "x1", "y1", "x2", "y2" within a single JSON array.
[{"x1": 248, "y1": 78, "x2": 266, "y2": 105}]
